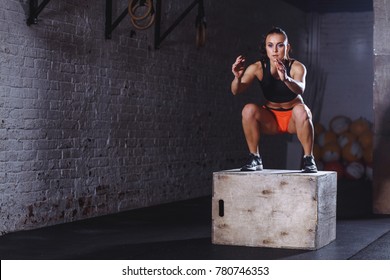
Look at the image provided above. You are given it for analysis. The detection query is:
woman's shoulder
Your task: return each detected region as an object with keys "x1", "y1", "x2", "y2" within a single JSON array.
[
  {"x1": 289, "y1": 59, "x2": 307, "y2": 78},
  {"x1": 248, "y1": 61, "x2": 263, "y2": 79},
  {"x1": 290, "y1": 59, "x2": 306, "y2": 72},
  {"x1": 247, "y1": 61, "x2": 263, "y2": 72},
  {"x1": 290, "y1": 58, "x2": 305, "y2": 68}
]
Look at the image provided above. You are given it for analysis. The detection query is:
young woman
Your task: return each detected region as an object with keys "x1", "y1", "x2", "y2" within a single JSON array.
[{"x1": 231, "y1": 27, "x2": 317, "y2": 173}]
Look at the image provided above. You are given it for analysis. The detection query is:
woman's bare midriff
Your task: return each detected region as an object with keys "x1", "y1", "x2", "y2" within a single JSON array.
[{"x1": 265, "y1": 95, "x2": 304, "y2": 110}]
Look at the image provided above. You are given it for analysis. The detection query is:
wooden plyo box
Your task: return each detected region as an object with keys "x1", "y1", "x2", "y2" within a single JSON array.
[{"x1": 212, "y1": 169, "x2": 337, "y2": 250}]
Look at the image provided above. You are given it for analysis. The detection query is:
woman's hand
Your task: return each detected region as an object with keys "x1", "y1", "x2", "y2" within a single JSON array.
[
  {"x1": 232, "y1": 55, "x2": 246, "y2": 79},
  {"x1": 273, "y1": 59, "x2": 306, "y2": 95},
  {"x1": 274, "y1": 58, "x2": 288, "y2": 81}
]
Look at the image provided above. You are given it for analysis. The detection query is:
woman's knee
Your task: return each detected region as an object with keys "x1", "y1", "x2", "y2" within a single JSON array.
[
  {"x1": 242, "y1": 104, "x2": 260, "y2": 121},
  {"x1": 293, "y1": 104, "x2": 312, "y2": 122}
]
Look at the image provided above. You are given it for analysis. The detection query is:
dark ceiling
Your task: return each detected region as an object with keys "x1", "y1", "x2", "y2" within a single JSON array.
[{"x1": 281, "y1": 0, "x2": 373, "y2": 13}]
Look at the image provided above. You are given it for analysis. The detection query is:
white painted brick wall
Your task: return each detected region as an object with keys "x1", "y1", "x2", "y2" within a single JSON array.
[
  {"x1": 318, "y1": 12, "x2": 374, "y2": 126},
  {"x1": 0, "y1": 0, "x2": 307, "y2": 234}
]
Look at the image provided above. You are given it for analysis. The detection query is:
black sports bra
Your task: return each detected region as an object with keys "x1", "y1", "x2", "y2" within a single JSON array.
[{"x1": 258, "y1": 58, "x2": 297, "y2": 103}]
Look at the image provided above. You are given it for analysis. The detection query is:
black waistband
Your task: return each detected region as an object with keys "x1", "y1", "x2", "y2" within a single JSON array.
[{"x1": 264, "y1": 105, "x2": 294, "y2": 111}]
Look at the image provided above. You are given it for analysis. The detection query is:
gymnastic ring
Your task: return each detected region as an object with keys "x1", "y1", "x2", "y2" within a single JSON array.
[
  {"x1": 128, "y1": 0, "x2": 152, "y2": 21},
  {"x1": 128, "y1": 0, "x2": 153, "y2": 21},
  {"x1": 196, "y1": 21, "x2": 206, "y2": 49},
  {"x1": 130, "y1": 12, "x2": 155, "y2": 30}
]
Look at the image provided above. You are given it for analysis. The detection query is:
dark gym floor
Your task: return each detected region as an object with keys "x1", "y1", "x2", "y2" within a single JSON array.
[{"x1": 1, "y1": 177, "x2": 390, "y2": 260}]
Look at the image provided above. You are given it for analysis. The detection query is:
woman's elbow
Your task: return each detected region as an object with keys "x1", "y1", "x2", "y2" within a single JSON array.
[{"x1": 231, "y1": 87, "x2": 241, "y2": 95}]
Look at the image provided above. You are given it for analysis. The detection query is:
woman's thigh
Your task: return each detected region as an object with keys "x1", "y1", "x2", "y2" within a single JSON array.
[
  {"x1": 287, "y1": 104, "x2": 312, "y2": 134},
  {"x1": 243, "y1": 104, "x2": 279, "y2": 134}
]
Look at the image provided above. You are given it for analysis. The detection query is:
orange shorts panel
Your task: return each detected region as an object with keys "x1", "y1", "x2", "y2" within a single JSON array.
[{"x1": 263, "y1": 106, "x2": 293, "y2": 133}]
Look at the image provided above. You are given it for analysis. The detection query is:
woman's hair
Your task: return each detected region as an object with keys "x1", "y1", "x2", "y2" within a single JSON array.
[{"x1": 259, "y1": 27, "x2": 291, "y2": 61}]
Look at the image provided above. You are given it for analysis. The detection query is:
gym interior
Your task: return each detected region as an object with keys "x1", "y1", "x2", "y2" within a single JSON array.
[{"x1": 1, "y1": 0, "x2": 390, "y2": 261}]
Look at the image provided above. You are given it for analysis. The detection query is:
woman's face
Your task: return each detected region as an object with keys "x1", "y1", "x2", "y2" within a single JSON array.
[{"x1": 265, "y1": 33, "x2": 289, "y2": 61}]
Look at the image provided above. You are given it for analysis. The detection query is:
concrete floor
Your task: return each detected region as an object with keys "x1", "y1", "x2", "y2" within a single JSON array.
[{"x1": 1, "y1": 194, "x2": 390, "y2": 260}]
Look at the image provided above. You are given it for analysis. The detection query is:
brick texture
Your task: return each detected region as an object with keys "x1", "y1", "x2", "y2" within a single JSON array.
[{"x1": 0, "y1": 0, "x2": 307, "y2": 234}]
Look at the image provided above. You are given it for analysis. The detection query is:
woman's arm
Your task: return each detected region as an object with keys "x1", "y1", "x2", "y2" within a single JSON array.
[
  {"x1": 274, "y1": 59, "x2": 306, "y2": 95},
  {"x1": 231, "y1": 56, "x2": 259, "y2": 95}
]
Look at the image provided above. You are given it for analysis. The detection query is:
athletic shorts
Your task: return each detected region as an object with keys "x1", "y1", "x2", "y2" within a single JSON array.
[{"x1": 263, "y1": 106, "x2": 293, "y2": 133}]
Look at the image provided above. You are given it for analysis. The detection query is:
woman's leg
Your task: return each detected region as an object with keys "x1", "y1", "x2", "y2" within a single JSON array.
[
  {"x1": 288, "y1": 104, "x2": 317, "y2": 172},
  {"x1": 242, "y1": 104, "x2": 279, "y2": 153},
  {"x1": 241, "y1": 104, "x2": 278, "y2": 171}
]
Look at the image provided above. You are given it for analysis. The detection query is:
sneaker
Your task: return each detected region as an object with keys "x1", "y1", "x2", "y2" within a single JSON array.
[
  {"x1": 302, "y1": 155, "x2": 318, "y2": 173},
  {"x1": 241, "y1": 153, "x2": 263, "y2": 171}
]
